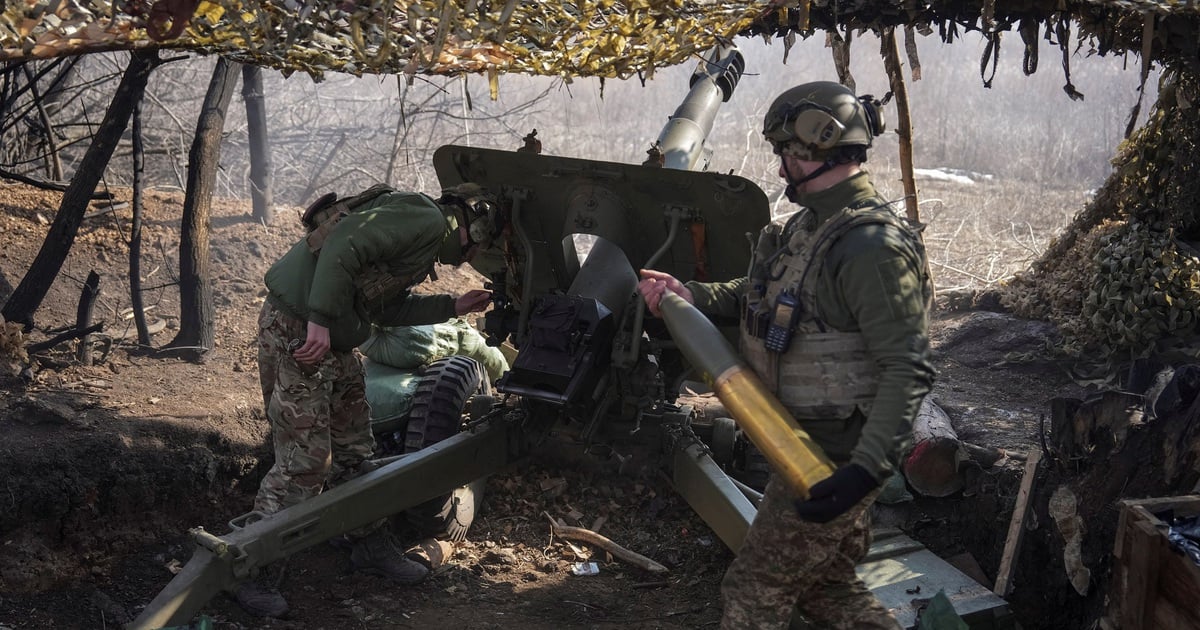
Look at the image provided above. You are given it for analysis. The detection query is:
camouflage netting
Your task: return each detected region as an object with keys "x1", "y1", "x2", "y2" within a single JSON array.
[
  {"x1": 1002, "y1": 70, "x2": 1200, "y2": 359},
  {"x1": 2, "y1": 1, "x2": 1200, "y2": 81},
  {"x1": 3, "y1": 0, "x2": 1200, "y2": 360},
  {"x1": 1, "y1": 0, "x2": 768, "y2": 81}
]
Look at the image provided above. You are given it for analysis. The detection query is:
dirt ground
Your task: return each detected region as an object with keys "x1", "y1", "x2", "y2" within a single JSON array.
[{"x1": 0, "y1": 181, "x2": 1091, "y2": 629}]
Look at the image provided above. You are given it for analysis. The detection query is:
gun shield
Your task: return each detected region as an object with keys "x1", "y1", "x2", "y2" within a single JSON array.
[{"x1": 657, "y1": 291, "x2": 834, "y2": 497}]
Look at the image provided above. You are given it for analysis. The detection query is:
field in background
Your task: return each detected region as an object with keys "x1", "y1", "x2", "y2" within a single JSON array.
[
  {"x1": 890, "y1": 177, "x2": 1090, "y2": 290},
  {"x1": 11, "y1": 33, "x2": 1159, "y2": 292}
]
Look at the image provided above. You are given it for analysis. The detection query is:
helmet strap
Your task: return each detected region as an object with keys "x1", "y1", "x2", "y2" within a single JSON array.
[{"x1": 782, "y1": 158, "x2": 837, "y2": 203}]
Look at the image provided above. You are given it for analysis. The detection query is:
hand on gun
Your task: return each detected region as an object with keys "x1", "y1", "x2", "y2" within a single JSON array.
[{"x1": 455, "y1": 290, "x2": 493, "y2": 316}]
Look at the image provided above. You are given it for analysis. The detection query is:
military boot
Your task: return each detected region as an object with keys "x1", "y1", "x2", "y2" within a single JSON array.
[
  {"x1": 232, "y1": 562, "x2": 288, "y2": 618},
  {"x1": 349, "y1": 530, "x2": 430, "y2": 585}
]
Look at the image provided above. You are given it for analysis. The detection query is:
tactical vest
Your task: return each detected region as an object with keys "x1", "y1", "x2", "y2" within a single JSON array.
[
  {"x1": 301, "y1": 184, "x2": 427, "y2": 304},
  {"x1": 739, "y1": 197, "x2": 932, "y2": 420}
]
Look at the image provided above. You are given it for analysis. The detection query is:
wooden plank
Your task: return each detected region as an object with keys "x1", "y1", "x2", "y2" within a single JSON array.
[
  {"x1": 1102, "y1": 522, "x2": 1131, "y2": 629},
  {"x1": 1158, "y1": 549, "x2": 1200, "y2": 626},
  {"x1": 1152, "y1": 593, "x2": 1200, "y2": 630},
  {"x1": 1113, "y1": 499, "x2": 1137, "y2": 560},
  {"x1": 1125, "y1": 495, "x2": 1200, "y2": 516},
  {"x1": 993, "y1": 450, "x2": 1041, "y2": 597},
  {"x1": 1110, "y1": 497, "x2": 1200, "y2": 630},
  {"x1": 1120, "y1": 520, "x2": 1165, "y2": 630}
]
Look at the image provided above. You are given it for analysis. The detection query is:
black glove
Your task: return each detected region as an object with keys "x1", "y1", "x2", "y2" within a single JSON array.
[{"x1": 794, "y1": 464, "x2": 879, "y2": 524}]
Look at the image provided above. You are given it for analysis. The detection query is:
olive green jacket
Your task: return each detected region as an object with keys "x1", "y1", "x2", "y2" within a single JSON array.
[
  {"x1": 264, "y1": 191, "x2": 457, "y2": 351},
  {"x1": 686, "y1": 172, "x2": 936, "y2": 481}
]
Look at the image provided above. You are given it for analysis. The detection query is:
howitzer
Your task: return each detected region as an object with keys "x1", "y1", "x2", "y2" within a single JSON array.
[{"x1": 130, "y1": 44, "x2": 805, "y2": 628}]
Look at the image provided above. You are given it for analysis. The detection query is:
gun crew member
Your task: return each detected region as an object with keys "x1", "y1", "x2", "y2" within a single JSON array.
[
  {"x1": 639, "y1": 81, "x2": 935, "y2": 629},
  {"x1": 237, "y1": 184, "x2": 499, "y2": 618}
]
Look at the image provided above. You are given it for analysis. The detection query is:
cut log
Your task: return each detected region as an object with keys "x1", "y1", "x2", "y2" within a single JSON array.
[{"x1": 902, "y1": 397, "x2": 966, "y2": 497}]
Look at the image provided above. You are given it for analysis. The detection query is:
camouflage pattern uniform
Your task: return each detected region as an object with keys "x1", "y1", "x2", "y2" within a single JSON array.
[
  {"x1": 686, "y1": 172, "x2": 934, "y2": 629},
  {"x1": 253, "y1": 302, "x2": 373, "y2": 513},
  {"x1": 254, "y1": 191, "x2": 460, "y2": 514},
  {"x1": 721, "y1": 480, "x2": 891, "y2": 629}
]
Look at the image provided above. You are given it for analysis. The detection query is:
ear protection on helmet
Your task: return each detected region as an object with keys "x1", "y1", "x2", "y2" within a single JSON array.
[
  {"x1": 778, "y1": 102, "x2": 847, "y2": 152},
  {"x1": 770, "y1": 96, "x2": 887, "y2": 155},
  {"x1": 857, "y1": 94, "x2": 887, "y2": 137},
  {"x1": 466, "y1": 199, "x2": 501, "y2": 247},
  {"x1": 763, "y1": 83, "x2": 890, "y2": 159},
  {"x1": 438, "y1": 183, "x2": 503, "y2": 250}
]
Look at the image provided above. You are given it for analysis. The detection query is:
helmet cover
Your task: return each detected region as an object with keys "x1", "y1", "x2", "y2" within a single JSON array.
[{"x1": 762, "y1": 81, "x2": 886, "y2": 160}]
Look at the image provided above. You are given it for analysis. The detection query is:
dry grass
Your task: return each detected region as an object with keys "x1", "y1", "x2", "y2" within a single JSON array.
[{"x1": 875, "y1": 176, "x2": 1093, "y2": 291}]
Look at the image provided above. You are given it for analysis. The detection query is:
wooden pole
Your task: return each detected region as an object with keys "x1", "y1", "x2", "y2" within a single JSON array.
[
  {"x1": 881, "y1": 27, "x2": 920, "y2": 223},
  {"x1": 994, "y1": 450, "x2": 1042, "y2": 597}
]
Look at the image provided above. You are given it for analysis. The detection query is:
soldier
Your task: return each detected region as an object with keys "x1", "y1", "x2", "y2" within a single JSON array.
[
  {"x1": 235, "y1": 184, "x2": 497, "y2": 618},
  {"x1": 638, "y1": 81, "x2": 935, "y2": 629}
]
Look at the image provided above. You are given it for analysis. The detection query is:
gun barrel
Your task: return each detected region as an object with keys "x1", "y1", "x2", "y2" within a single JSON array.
[
  {"x1": 657, "y1": 292, "x2": 834, "y2": 497},
  {"x1": 654, "y1": 45, "x2": 745, "y2": 171}
]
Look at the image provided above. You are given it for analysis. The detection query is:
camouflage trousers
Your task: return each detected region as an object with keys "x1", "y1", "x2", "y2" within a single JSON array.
[
  {"x1": 720, "y1": 475, "x2": 901, "y2": 630},
  {"x1": 253, "y1": 301, "x2": 375, "y2": 515}
]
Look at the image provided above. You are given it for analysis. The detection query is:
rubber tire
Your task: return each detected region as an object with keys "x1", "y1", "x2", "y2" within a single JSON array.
[{"x1": 402, "y1": 355, "x2": 489, "y2": 540}]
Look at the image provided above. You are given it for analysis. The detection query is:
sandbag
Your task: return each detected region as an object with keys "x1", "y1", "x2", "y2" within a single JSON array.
[
  {"x1": 363, "y1": 359, "x2": 421, "y2": 423},
  {"x1": 360, "y1": 318, "x2": 508, "y2": 381}
]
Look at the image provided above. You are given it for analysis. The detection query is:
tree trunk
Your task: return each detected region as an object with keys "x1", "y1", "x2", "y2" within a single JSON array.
[
  {"x1": 129, "y1": 91, "x2": 151, "y2": 347},
  {"x1": 74, "y1": 271, "x2": 100, "y2": 365},
  {"x1": 1, "y1": 51, "x2": 157, "y2": 331},
  {"x1": 166, "y1": 56, "x2": 239, "y2": 361},
  {"x1": 241, "y1": 64, "x2": 274, "y2": 224}
]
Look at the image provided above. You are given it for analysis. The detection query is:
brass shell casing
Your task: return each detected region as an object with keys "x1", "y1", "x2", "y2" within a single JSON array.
[
  {"x1": 657, "y1": 292, "x2": 835, "y2": 497},
  {"x1": 713, "y1": 367, "x2": 835, "y2": 496}
]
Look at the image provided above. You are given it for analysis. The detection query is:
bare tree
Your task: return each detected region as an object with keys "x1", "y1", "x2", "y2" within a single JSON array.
[
  {"x1": 0, "y1": 57, "x2": 84, "y2": 184},
  {"x1": 242, "y1": 64, "x2": 274, "y2": 223},
  {"x1": 1, "y1": 51, "x2": 159, "y2": 330},
  {"x1": 129, "y1": 85, "x2": 153, "y2": 346},
  {"x1": 165, "y1": 56, "x2": 239, "y2": 360}
]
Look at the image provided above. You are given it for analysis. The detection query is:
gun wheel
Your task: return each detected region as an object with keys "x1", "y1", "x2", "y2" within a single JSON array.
[
  {"x1": 402, "y1": 355, "x2": 490, "y2": 541},
  {"x1": 732, "y1": 436, "x2": 772, "y2": 492}
]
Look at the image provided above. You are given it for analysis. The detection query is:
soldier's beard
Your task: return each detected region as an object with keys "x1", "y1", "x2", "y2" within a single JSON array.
[
  {"x1": 783, "y1": 159, "x2": 835, "y2": 203},
  {"x1": 782, "y1": 161, "x2": 810, "y2": 203}
]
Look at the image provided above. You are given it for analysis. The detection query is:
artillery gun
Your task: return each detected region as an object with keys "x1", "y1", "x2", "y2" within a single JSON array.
[
  {"x1": 131, "y1": 45, "x2": 1011, "y2": 629},
  {"x1": 130, "y1": 44, "x2": 766, "y2": 628}
]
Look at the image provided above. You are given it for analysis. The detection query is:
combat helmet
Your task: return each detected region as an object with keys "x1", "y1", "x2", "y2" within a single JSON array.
[
  {"x1": 435, "y1": 182, "x2": 502, "y2": 265},
  {"x1": 762, "y1": 81, "x2": 886, "y2": 161}
]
